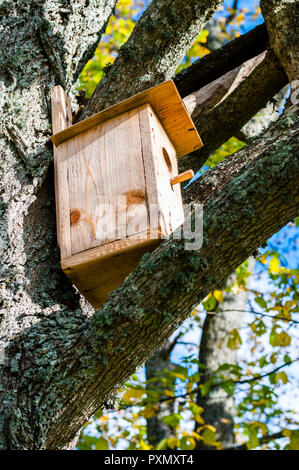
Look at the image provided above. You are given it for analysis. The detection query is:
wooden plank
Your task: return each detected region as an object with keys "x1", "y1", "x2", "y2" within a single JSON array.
[
  {"x1": 137, "y1": 104, "x2": 161, "y2": 235},
  {"x1": 61, "y1": 231, "x2": 162, "y2": 308},
  {"x1": 51, "y1": 86, "x2": 72, "y2": 257},
  {"x1": 66, "y1": 108, "x2": 148, "y2": 255},
  {"x1": 138, "y1": 104, "x2": 184, "y2": 238},
  {"x1": 51, "y1": 80, "x2": 203, "y2": 158}
]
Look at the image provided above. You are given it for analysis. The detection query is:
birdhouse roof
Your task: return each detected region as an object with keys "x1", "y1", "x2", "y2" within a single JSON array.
[{"x1": 51, "y1": 80, "x2": 203, "y2": 158}]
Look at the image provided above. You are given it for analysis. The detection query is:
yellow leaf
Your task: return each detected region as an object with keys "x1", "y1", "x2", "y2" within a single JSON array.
[
  {"x1": 258, "y1": 254, "x2": 267, "y2": 264},
  {"x1": 214, "y1": 290, "x2": 224, "y2": 302},
  {"x1": 123, "y1": 388, "x2": 145, "y2": 401},
  {"x1": 142, "y1": 408, "x2": 156, "y2": 419},
  {"x1": 173, "y1": 373, "x2": 187, "y2": 381},
  {"x1": 269, "y1": 256, "x2": 280, "y2": 273},
  {"x1": 278, "y1": 331, "x2": 291, "y2": 347},
  {"x1": 166, "y1": 437, "x2": 178, "y2": 449},
  {"x1": 164, "y1": 390, "x2": 175, "y2": 397},
  {"x1": 220, "y1": 418, "x2": 232, "y2": 424},
  {"x1": 99, "y1": 415, "x2": 108, "y2": 423},
  {"x1": 194, "y1": 414, "x2": 205, "y2": 424},
  {"x1": 191, "y1": 431, "x2": 202, "y2": 440},
  {"x1": 139, "y1": 439, "x2": 152, "y2": 450},
  {"x1": 275, "y1": 371, "x2": 288, "y2": 384}
]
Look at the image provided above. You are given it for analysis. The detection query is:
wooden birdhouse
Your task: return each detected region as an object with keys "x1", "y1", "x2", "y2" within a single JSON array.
[{"x1": 51, "y1": 80, "x2": 203, "y2": 308}]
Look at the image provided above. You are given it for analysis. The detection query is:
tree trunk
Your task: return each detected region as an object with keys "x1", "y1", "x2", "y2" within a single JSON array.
[
  {"x1": 145, "y1": 341, "x2": 176, "y2": 446},
  {"x1": 195, "y1": 268, "x2": 253, "y2": 449}
]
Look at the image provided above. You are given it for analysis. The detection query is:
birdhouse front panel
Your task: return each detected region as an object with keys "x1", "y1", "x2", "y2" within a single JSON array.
[
  {"x1": 51, "y1": 81, "x2": 203, "y2": 308},
  {"x1": 66, "y1": 107, "x2": 148, "y2": 256}
]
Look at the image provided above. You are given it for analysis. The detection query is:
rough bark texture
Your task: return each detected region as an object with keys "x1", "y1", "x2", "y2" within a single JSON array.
[
  {"x1": 261, "y1": 0, "x2": 298, "y2": 83},
  {"x1": 145, "y1": 341, "x2": 176, "y2": 446},
  {"x1": 0, "y1": 0, "x2": 298, "y2": 451},
  {"x1": 0, "y1": 0, "x2": 118, "y2": 450},
  {"x1": 183, "y1": 54, "x2": 265, "y2": 123}
]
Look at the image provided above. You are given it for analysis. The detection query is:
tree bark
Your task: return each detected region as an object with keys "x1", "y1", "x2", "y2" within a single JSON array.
[
  {"x1": 260, "y1": 0, "x2": 298, "y2": 83},
  {"x1": 145, "y1": 341, "x2": 176, "y2": 446}
]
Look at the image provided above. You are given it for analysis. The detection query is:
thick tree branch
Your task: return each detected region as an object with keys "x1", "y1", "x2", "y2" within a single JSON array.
[
  {"x1": 183, "y1": 53, "x2": 265, "y2": 122},
  {"x1": 81, "y1": 0, "x2": 223, "y2": 117},
  {"x1": 179, "y1": 50, "x2": 288, "y2": 173},
  {"x1": 174, "y1": 23, "x2": 268, "y2": 98}
]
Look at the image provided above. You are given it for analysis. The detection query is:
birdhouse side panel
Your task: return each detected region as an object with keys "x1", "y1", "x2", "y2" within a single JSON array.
[
  {"x1": 66, "y1": 108, "x2": 149, "y2": 256},
  {"x1": 138, "y1": 104, "x2": 184, "y2": 239}
]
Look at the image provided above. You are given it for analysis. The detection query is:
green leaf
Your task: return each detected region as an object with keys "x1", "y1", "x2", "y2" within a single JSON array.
[
  {"x1": 156, "y1": 438, "x2": 168, "y2": 450},
  {"x1": 227, "y1": 328, "x2": 242, "y2": 350},
  {"x1": 221, "y1": 379, "x2": 236, "y2": 395},
  {"x1": 284, "y1": 354, "x2": 292, "y2": 364},
  {"x1": 288, "y1": 430, "x2": 299, "y2": 450},
  {"x1": 255, "y1": 296, "x2": 267, "y2": 309},
  {"x1": 162, "y1": 413, "x2": 182, "y2": 428},
  {"x1": 201, "y1": 380, "x2": 212, "y2": 397},
  {"x1": 179, "y1": 436, "x2": 196, "y2": 450},
  {"x1": 202, "y1": 294, "x2": 217, "y2": 311},
  {"x1": 250, "y1": 320, "x2": 267, "y2": 336},
  {"x1": 95, "y1": 437, "x2": 109, "y2": 450}
]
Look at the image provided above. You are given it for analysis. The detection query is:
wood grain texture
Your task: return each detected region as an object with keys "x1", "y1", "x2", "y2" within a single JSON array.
[
  {"x1": 51, "y1": 80, "x2": 203, "y2": 158},
  {"x1": 138, "y1": 104, "x2": 184, "y2": 237},
  {"x1": 51, "y1": 86, "x2": 72, "y2": 258},
  {"x1": 66, "y1": 108, "x2": 148, "y2": 255}
]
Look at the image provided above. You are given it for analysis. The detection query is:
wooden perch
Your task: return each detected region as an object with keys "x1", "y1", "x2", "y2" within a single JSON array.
[{"x1": 170, "y1": 169, "x2": 194, "y2": 186}]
